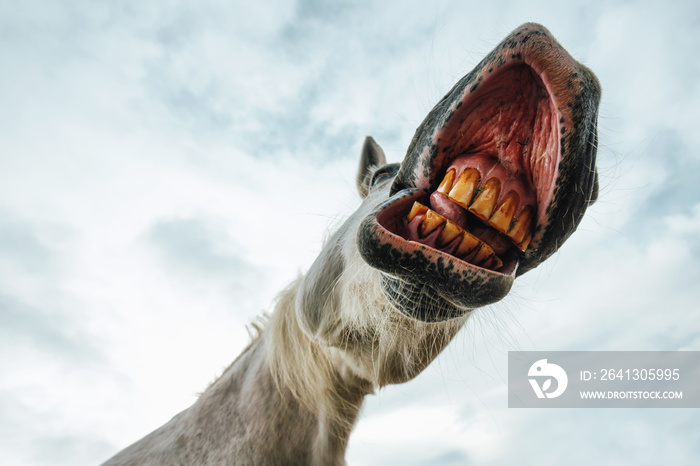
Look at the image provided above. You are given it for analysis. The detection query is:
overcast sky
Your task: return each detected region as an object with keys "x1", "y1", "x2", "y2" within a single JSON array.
[{"x1": 2, "y1": 1, "x2": 699, "y2": 465}]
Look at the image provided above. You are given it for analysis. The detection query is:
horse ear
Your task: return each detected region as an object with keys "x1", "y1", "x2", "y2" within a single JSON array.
[{"x1": 356, "y1": 136, "x2": 387, "y2": 198}]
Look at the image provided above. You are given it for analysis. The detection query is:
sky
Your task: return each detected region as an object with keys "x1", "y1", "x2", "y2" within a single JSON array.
[{"x1": 1, "y1": 0, "x2": 699, "y2": 464}]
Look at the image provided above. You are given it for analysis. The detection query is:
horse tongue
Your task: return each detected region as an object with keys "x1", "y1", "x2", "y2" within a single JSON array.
[
  {"x1": 430, "y1": 191, "x2": 511, "y2": 256},
  {"x1": 429, "y1": 191, "x2": 468, "y2": 228},
  {"x1": 466, "y1": 224, "x2": 512, "y2": 256}
]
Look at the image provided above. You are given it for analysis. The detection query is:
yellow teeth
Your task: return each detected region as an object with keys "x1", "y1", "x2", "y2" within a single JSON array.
[
  {"x1": 508, "y1": 207, "x2": 533, "y2": 250},
  {"x1": 468, "y1": 178, "x2": 501, "y2": 220},
  {"x1": 447, "y1": 169, "x2": 480, "y2": 208},
  {"x1": 405, "y1": 202, "x2": 502, "y2": 270},
  {"x1": 455, "y1": 231, "x2": 480, "y2": 256},
  {"x1": 407, "y1": 159, "x2": 541, "y2": 261},
  {"x1": 434, "y1": 168, "x2": 537, "y2": 252},
  {"x1": 408, "y1": 202, "x2": 429, "y2": 222},
  {"x1": 483, "y1": 254, "x2": 504, "y2": 270},
  {"x1": 494, "y1": 256, "x2": 503, "y2": 269},
  {"x1": 438, "y1": 220, "x2": 462, "y2": 246},
  {"x1": 472, "y1": 243, "x2": 493, "y2": 264},
  {"x1": 490, "y1": 192, "x2": 519, "y2": 234},
  {"x1": 437, "y1": 169, "x2": 456, "y2": 194},
  {"x1": 516, "y1": 233, "x2": 532, "y2": 252},
  {"x1": 419, "y1": 209, "x2": 445, "y2": 237}
]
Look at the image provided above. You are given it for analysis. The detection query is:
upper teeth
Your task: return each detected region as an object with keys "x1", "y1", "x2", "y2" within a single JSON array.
[
  {"x1": 469, "y1": 178, "x2": 501, "y2": 220},
  {"x1": 435, "y1": 168, "x2": 534, "y2": 251},
  {"x1": 441, "y1": 168, "x2": 479, "y2": 208}
]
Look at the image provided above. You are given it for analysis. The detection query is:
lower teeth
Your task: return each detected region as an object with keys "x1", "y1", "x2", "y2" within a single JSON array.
[{"x1": 405, "y1": 202, "x2": 503, "y2": 270}]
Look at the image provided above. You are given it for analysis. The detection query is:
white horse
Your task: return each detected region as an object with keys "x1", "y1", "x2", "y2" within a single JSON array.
[{"x1": 103, "y1": 23, "x2": 600, "y2": 465}]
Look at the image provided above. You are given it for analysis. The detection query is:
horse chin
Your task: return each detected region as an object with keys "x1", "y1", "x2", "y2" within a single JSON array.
[{"x1": 357, "y1": 189, "x2": 516, "y2": 322}]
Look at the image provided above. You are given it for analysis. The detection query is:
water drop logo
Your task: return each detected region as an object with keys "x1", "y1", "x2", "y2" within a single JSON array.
[{"x1": 528, "y1": 359, "x2": 568, "y2": 399}]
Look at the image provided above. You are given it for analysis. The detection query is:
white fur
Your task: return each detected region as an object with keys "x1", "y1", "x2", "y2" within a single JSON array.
[{"x1": 103, "y1": 163, "x2": 470, "y2": 465}]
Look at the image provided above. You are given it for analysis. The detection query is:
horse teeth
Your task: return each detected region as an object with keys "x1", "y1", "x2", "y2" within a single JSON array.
[
  {"x1": 436, "y1": 169, "x2": 456, "y2": 194},
  {"x1": 508, "y1": 207, "x2": 533, "y2": 249},
  {"x1": 455, "y1": 231, "x2": 480, "y2": 256},
  {"x1": 437, "y1": 220, "x2": 462, "y2": 246},
  {"x1": 468, "y1": 179, "x2": 500, "y2": 220},
  {"x1": 408, "y1": 202, "x2": 430, "y2": 222},
  {"x1": 482, "y1": 254, "x2": 503, "y2": 270},
  {"x1": 472, "y1": 243, "x2": 494, "y2": 264},
  {"x1": 419, "y1": 209, "x2": 445, "y2": 237},
  {"x1": 447, "y1": 169, "x2": 480, "y2": 208},
  {"x1": 516, "y1": 231, "x2": 532, "y2": 252},
  {"x1": 489, "y1": 192, "x2": 519, "y2": 233},
  {"x1": 404, "y1": 202, "x2": 504, "y2": 270}
]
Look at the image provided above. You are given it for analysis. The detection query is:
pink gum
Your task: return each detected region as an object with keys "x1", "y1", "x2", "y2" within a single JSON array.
[
  {"x1": 405, "y1": 213, "x2": 463, "y2": 256},
  {"x1": 445, "y1": 153, "x2": 536, "y2": 217}
]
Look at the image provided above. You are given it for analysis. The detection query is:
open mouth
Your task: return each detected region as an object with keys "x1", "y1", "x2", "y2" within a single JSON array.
[
  {"x1": 357, "y1": 23, "x2": 600, "y2": 317},
  {"x1": 377, "y1": 64, "x2": 557, "y2": 274}
]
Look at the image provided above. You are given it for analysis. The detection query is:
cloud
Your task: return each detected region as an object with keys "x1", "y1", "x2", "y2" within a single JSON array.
[
  {"x1": 0, "y1": 213, "x2": 54, "y2": 274},
  {"x1": 148, "y1": 216, "x2": 251, "y2": 276},
  {"x1": 1, "y1": 1, "x2": 700, "y2": 465},
  {"x1": 0, "y1": 213, "x2": 100, "y2": 363},
  {"x1": 0, "y1": 397, "x2": 114, "y2": 466},
  {"x1": 0, "y1": 294, "x2": 90, "y2": 359}
]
